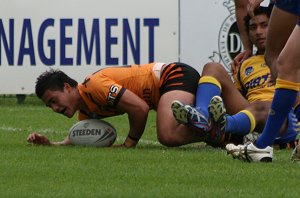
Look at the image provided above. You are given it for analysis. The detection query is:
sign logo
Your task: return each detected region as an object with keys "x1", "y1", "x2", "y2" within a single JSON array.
[{"x1": 210, "y1": 0, "x2": 243, "y2": 73}]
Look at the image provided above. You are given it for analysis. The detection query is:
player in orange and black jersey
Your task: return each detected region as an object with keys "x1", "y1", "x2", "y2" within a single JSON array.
[{"x1": 26, "y1": 62, "x2": 214, "y2": 148}]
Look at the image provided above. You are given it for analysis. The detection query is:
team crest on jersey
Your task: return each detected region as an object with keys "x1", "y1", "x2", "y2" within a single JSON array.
[
  {"x1": 209, "y1": 0, "x2": 243, "y2": 73},
  {"x1": 245, "y1": 66, "x2": 253, "y2": 76}
]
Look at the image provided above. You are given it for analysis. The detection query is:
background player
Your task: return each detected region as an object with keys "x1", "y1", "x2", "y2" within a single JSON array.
[
  {"x1": 227, "y1": 0, "x2": 300, "y2": 162},
  {"x1": 171, "y1": 6, "x2": 299, "y2": 151}
]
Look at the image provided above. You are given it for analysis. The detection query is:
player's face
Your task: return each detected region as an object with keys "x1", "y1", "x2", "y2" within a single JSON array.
[
  {"x1": 41, "y1": 83, "x2": 78, "y2": 118},
  {"x1": 248, "y1": 14, "x2": 269, "y2": 53}
]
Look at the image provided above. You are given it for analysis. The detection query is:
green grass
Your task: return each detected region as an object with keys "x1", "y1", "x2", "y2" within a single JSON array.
[{"x1": 1, "y1": 96, "x2": 300, "y2": 197}]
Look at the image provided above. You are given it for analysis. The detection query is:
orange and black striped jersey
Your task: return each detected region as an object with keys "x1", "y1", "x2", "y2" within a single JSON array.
[
  {"x1": 77, "y1": 63, "x2": 161, "y2": 120},
  {"x1": 234, "y1": 55, "x2": 275, "y2": 102}
]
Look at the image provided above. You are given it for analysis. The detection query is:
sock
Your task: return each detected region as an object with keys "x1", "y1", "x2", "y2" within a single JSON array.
[
  {"x1": 255, "y1": 78, "x2": 300, "y2": 149},
  {"x1": 226, "y1": 110, "x2": 256, "y2": 135},
  {"x1": 195, "y1": 76, "x2": 221, "y2": 118},
  {"x1": 274, "y1": 113, "x2": 298, "y2": 145},
  {"x1": 294, "y1": 103, "x2": 300, "y2": 121}
]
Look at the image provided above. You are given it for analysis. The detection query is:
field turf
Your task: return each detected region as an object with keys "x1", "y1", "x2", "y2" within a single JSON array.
[{"x1": 0, "y1": 95, "x2": 300, "y2": 197}]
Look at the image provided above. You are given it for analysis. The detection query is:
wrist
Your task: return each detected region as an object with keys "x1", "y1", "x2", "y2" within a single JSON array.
[
  {"x1": 128, "y1": 134, "x2": 140, "y2": 142},
  {"x1": 124, "y1": 135, "x2": 140, "y2": 148}
]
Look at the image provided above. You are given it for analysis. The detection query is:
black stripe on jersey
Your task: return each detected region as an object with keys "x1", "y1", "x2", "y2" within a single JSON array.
[
  {"x1": 113, "y1": 87, "x2": 126, "y2": 107},
  {"x1": 236, "y1": 65, "x2": 247, "y2": 97}
]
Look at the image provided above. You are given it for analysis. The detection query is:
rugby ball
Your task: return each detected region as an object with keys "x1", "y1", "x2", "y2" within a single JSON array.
[{"x1": 69, "y1": 119, "x2": 117, "y2": 147}]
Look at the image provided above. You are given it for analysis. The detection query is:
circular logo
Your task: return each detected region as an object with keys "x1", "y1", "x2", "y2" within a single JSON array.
[{"x1": 218, "y1": 14, "x2": 243, "y2": 71}]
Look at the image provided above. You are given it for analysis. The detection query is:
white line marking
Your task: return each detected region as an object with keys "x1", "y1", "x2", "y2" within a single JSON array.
[{"x1": 0, "y1": 125, "x2": 160, "y2": 145}]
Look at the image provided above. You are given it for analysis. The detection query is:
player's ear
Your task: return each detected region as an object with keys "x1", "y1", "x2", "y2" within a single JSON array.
[{"x1": 64, "y1": 83, "x2": 72, "y2": 93}]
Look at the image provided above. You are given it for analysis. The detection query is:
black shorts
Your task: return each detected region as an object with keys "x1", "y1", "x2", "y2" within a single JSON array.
[{"x1": 159, "y1": 62, "x2": 201, "y2": 96}]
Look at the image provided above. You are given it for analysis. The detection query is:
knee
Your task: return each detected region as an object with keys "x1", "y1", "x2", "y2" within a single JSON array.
[
  {"x1": 157, "y1": 131, "x2": 180, "y2": 147},
  {"x1": 276, "y1": 55, "x2": 293, "y2": 77},
  {"x1": 202, "y1": 62, "x2": 228, "y2": 78}
]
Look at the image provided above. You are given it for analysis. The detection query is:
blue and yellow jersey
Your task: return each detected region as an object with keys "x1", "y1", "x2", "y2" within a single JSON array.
[{"x1": 233, "y1": 55, "x2": 274, "y2": 102}]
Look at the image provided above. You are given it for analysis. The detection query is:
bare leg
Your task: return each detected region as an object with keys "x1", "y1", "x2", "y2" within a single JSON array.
[
  {"x1": 265, "y1": 6, "x2": 298, "y2": 80},
  {"x1": 156, "y1": 90, "x2": 206, "y2": 147},
  {"x1": 201, "y1": 62, "x2": 249, "y2": 114}
]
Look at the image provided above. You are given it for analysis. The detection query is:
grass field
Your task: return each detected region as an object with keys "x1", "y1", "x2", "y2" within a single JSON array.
[{"x1": 1, "y1": 95, "x2": 300, "y2": 197}]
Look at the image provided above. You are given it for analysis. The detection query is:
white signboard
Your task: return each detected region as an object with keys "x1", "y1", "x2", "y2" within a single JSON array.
[
  {"x1": 0, "y1": 0, "x2": 179, "y2": 94},
  {"x1": 180, "y1": 0, "x2": 242, "y2": 74},
  {"x1": 1, "y1": 0, "x2": 247, "y2": 95}
]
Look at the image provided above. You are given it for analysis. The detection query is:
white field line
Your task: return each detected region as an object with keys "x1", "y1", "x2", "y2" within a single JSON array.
[{"x1": 0, "y1": 125, "x2": 160, "y2": 145}]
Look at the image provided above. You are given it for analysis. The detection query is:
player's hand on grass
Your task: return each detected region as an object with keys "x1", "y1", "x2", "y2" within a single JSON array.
[
  {"x1": 111, "y1": 135, "x2": 139, "y2": 148},
  {"x1": 27, "y1": 132, "x2": 51, "y2": 145},
  {"x1": 112, "y1": 138, "x2": 138, "y2": 148},
  {"x1": 112, "y1": 144, "x2": 128, "y2": 148},
  {"x1": 112, "y1": 143, "x2": 136, "y2": 148}
]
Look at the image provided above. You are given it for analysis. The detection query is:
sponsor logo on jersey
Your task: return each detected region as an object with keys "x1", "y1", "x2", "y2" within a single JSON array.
[
  {"x1": 244, "y1": 73, "x2": 270, "y2": 90},
  {"x1": 107, "y1": 85, "x2": 119, "y2": 106}
]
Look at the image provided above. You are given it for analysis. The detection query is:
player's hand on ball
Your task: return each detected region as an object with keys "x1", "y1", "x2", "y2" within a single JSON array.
[{"x1": 27, "y1": 132, "x2": 51, "y2": 145}]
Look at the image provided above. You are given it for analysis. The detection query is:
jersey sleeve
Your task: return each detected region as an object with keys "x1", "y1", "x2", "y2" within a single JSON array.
[{"x1": 80, "y1": 72, "x2": 126, "y2": 108}]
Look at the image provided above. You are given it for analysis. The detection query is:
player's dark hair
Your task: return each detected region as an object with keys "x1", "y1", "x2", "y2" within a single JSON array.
[
  {"x1": 244, "y1": 6, "x2": 272, "y2": 33},
  {"x1": 35, "y1": 69, "x2": 78, "y2": 99}
]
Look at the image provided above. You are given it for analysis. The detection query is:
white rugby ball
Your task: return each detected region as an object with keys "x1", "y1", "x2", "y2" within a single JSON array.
[{"x1": 69, "y1": 119, "x2": 117, "y2": 147}]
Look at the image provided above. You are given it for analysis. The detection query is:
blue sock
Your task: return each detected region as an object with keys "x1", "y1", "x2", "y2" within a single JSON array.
[
  {"x1": 256, "y1": 89, "x2": 298, "y2": 148},
  {"x1": 226, "y1": 110, "x2": 255, "y2": 135},
  {"x1": 195, "y1": 76, "x2": 221, "y2": 118},
  {"x1": 294, "y1": 104, "x2": 300, "y2": 121},
  {"x1": 274, "y1": 111, "x2": 298, "y2": 144}
]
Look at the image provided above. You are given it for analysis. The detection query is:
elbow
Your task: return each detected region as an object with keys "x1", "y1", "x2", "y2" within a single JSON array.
[{"x1": 141, "y1": 104, "x2": 150, "y2": 115}]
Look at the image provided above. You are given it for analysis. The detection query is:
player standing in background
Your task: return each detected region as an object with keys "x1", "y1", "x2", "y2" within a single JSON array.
[{"x1": 226, "y1": 0, "x2": 300, "y2": 162}]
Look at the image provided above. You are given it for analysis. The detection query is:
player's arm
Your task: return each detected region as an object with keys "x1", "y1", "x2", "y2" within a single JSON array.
[
  {"x1": 233, "y1": 0, "x2": 253, "y2": 71},
  {"x1": 247, "y1": 0, "x2": 265, "y2": 16},
  {"x1": 27, "y1": 132, "x2": 72, "y2": 146},
  {"x1": 115, "y1": 89, "x2": 149, "y2": 148}
]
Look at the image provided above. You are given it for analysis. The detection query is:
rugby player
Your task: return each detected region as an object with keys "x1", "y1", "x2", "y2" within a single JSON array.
[
  {"x1": 226, "y1": 0, "x2": 300, "y2": 162},
  {"x1": 232, "y1": 0, "x2": 275, "y2": 73},
  {"x1": 171, "y1": 6, "x2": 300, "y2": 158},
  {"x1": 27, "y1": 62, "x2": 210, "y2": 148}
]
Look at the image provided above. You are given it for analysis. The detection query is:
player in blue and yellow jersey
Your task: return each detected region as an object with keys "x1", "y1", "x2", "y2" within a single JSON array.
[
  {"x1": 226, "y1": 0, "x2": 300, "y2": 162},
  {"x1": 27, "y1": 62, "x2": 213, "y2": 148},
  {"x1": 232, "y1": 0, "x2": 275, "y2": 71},
  {"x1": 220, "y1": 5, "x2": 299, "y2": 148},
  {"x1": 171, "y1": 6, "x2": 299, "y2": 153}
]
